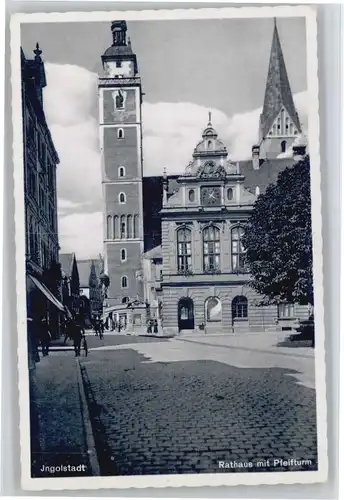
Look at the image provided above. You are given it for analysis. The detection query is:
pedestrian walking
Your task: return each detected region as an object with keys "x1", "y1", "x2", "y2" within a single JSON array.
[
  {"x1": 147, "y1": 319, "x2": 152, "y2": 334},
  {"x1": 99, "y1": 319, "x2": 104, "y2": 340},
  {"x1": 153, "y1": 318, "x2": 158, "y2": 334},
  {"x1": 94, "y1": 316, "x2": 100, "y2": 336},
  {"x1": 64, "y1": 318, "x2": 73, "y2": 345},
  {"x1": 72, "y1": 320, "x2": 84, "y2": 357},
  {"x1": 40, "y1": 318, "x2": 51, "y2": 356}
]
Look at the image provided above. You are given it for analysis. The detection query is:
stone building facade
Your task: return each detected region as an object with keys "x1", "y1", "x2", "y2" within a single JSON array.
[
  {"x1": 22, "y1": 44, "x2": 65, "y2": 354},
  {"x1": 160, "y1": 120, "x2": 308, "y2": 335},
  {"x1": 23, "y1": 45, "x2": 60, "y2": 278}
]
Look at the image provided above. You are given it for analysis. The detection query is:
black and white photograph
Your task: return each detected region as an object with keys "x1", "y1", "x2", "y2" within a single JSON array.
[{"x1": 11, "y1": 6, "x2": 327, "y2": 490}]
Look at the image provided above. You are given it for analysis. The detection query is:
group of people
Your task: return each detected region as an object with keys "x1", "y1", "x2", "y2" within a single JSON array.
[{"x1": 147, "y1": 318, "x2": 159, "y2": 334}]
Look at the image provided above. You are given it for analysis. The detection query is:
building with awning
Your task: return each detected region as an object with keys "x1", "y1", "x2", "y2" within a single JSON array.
[
  {"x1": 22, "y1": 43, "x2": 62, "y2": 365},
  {"x1": 28, "y1": 274, "x2": 65, "y2": 313}
]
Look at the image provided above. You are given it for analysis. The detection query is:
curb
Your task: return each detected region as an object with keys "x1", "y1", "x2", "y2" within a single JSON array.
[
  {"x1": 75, "y1": 358, "x2": 101, "y2": 476},
  {"x1": 177, "y1": 338, "x2": 314, "y2": 359}
]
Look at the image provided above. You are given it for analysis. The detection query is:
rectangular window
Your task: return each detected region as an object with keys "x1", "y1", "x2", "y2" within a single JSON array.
[
  {"x1": 177, "y1": 228, "x2": 192, "y2": 272},
  {"x1": 231, "y1": 227, "x2": 247, "y2": 272},
  {"x1": 203, "y1": 226, "x2": 220, "y2": 273},
  {"x1": 278, "y1": 304, "x2": 295, "y2": 319}
]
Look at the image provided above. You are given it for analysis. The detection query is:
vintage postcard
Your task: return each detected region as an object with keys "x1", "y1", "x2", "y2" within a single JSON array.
[{"x1": 11, "y1": 5, "x2": 327, "y2": 490}]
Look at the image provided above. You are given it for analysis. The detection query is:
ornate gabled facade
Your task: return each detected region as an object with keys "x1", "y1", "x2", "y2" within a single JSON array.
[
  {"x1": 160, "y1": 118, "x2": 309, "y2": 335},
  {"x1": 160, "y1": 120, "x2": 265, "y2": 335},
  {"x1": 257, "y1": 19, "x2": 303, "y2": 160}
]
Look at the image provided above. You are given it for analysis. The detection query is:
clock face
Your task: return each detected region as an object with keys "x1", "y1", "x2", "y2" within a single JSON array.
[{"x1": 201, "y1": 186, "x2": 222, "y2": 206}]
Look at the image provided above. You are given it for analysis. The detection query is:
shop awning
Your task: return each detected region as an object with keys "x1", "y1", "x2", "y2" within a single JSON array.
[
  {"x1": 64, "y1": 306, "x2": 73, "y2": 319},
  {"x1": 28, "y1": 274, "x2": 65, "y2": 312}
]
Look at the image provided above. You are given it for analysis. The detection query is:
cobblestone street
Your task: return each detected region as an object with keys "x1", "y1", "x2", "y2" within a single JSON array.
[
  {"x1": 77, "y1": 333, "x2": 317, "y2": 476},
  {"x1": 30, "y1": 333, "x2": 317, "y2": 477}
]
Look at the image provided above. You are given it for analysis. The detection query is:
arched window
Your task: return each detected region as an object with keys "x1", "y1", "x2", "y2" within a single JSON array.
[
  {"x1": 281, "y1": 140, "x2": 286, "y2": 153},
  {"x1": 205, "y1": 297, "x2": 222, "y2": 322},
  {"x1": 106, "y1": 215, "x2": 112, "y2": 239},
  {"x1": 119, "y1": 192, "x2": 126, "y2": 204},
  {"x1": 113, "y1": 215, "x2": 119, "y2": 239},
  {"x1": 121, "y1": 276, "x2": 128, "y2": 289},
  {"x1": 117, "y1": 128, "x2": 124, "y2": 139},
  {"x1": 127, "y1": 215, "x2": 132, "y2": 238},
  {"x1": 188, "y1": 189, "x2": 195, "y2": 202},
  {"x1": 255, "y1": 186, "x2": 260, "y2": 196},
  {"x1": 227, "y1": 187, "x2": 233, "y2": 201},
  {"x1": 208, "y1": 140, "x2": 213, "y2": 150},
  {"x1": 177, "y1": 227, "x2": 192, "y2": 272},
  {"x1": 232, "y1": 296, "x2": 248, "y2": 319},
  {"x1": 120, "y1": 248, "x2": 127, "y2": 262},
  {"x1": 118, "y1": 166, "x2": 125, "y2": 178},
  {"x1": 120, "y1": 216, "x2": 126, "y2": 239},
  {"x1": 203, "y1": 226, "x2": 220, "y2": 272},
  {"x1": 115, "y1": 90, "x2": 124, "y2": 109},
  {"x1": 231, "y1": 227, "x2": 246, "y2": 272},
  {"x1": 122, "y1": 296, "x2": 129, "y2": 304}
]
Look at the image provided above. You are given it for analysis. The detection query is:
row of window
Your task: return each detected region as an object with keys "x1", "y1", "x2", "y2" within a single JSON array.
[
  {"x1": 106, "y1": 214, "x2": 140, "y2": 240},
  {"x1": 182, "y1": 296, "x2": 296, "y2": 323},
  {"x1": 26, "y1": 115, "x2": 55, "y2": 185},
  {"x1": 204, "y1": 296, "x2": 248, "y2": 322},
  {"x1": 27, "y1": 219, "x2": 57, "y2": 268},
  {"x1": 177, "y1": 226, "x2": 246, "y2": 273}
]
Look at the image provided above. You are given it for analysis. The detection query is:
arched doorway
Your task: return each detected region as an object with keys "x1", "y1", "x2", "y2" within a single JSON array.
[
  {"x1": 232, "y1": 296, "x2": 248, "y2": 325},
  {"x1": 178, "y1": 297, "x2": 195, "y2": 331}
]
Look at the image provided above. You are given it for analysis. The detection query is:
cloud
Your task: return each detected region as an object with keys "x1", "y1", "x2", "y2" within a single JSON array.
[
  {"x1": 42, "y1": 63, "x2": 308, "y2": 259},
  {"x1": 58, "y1": 211, "x2": 103, "y2": 260},
  {"x1": 44, "y1": 64, "x2": 102, "y2": 208},
  {"x1": 142, "y1": 91, "x2": 308, "y2": 174}
]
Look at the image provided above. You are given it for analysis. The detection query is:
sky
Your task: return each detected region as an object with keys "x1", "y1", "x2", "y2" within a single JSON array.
[{"x1": 21, "y1": 16, "x2": 308, "y2": 260}]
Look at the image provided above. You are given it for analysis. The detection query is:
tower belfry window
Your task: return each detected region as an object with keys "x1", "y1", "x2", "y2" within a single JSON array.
[
  {"x1": 115, "y1": 91, "x2": 124, "y2": 109},
  {"x1": 281, "y1": 140, "x2": 286, "y2": 153},
  {"x1": 117, "y1": 128, "x2": 124, "y2": 139}
]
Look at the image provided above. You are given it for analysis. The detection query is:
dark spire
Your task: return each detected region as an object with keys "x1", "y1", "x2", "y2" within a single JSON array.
[
  {"x1": 111, "y1": 20, "x2": 127, "y2": 46},
  {"x1": 260, "y1": 19, "x2": 302, "y2": 139},
  {"x1": 33, "y1": 42, "x2": 42, "y2": 61}
]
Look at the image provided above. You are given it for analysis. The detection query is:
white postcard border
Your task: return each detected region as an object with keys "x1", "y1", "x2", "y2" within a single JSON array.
[{"x1": 10, "y1": 5, "x2": 328, "y2": 490}]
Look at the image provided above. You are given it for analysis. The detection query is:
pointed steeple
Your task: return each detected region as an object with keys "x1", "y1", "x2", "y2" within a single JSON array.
[{"x1": 260, "y1": 19, "x2": 301, "y2": 139}]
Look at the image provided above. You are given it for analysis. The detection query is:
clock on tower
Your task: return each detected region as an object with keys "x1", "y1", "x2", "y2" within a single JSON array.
[{"x1": 201, "y1": 186, "x2": 222, "y2": 206}]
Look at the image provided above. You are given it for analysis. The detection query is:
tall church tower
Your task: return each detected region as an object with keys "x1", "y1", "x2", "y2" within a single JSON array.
[
  {"x1": 99, "y1": 21, "x2": 144, "y2": 307},
  {"x1": 258, "y1": 19, "x2": 302, "y2": 159}
]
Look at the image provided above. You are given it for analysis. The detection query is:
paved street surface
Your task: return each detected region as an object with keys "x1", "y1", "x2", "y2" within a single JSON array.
[
  {"x1": 31, "y1": 332, "x2": 317, "y2": 476},
  {"x1": 80, "y1": 332, "x2": 316, "y2": 475},
  {"x1": 30, "y1": 352, "x2": 91, "y2": 477}
]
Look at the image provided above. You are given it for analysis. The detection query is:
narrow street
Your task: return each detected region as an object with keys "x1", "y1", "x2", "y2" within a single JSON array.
[{"x1": 31, "y1": 331, "x2": 317, "y2": 477}]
